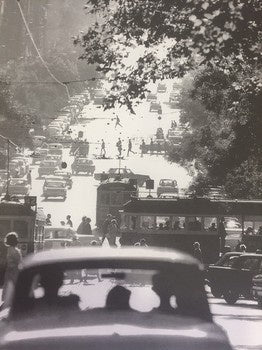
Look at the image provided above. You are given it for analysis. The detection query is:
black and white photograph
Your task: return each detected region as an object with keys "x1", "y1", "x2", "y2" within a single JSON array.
[{"x1": 0, "y1": 1, "x2": 261, "y2": 349}]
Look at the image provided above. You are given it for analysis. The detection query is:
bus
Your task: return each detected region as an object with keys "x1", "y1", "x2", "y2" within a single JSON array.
[
  {"x1": 0, "y1": 201, "x2": 45, "y2": 284},
  {"x1": 119, "y1": 197, "x2": 262, "y2": 263},
  {"x1": 96, "y1": 179, "x2": 138, "y2": 228}
]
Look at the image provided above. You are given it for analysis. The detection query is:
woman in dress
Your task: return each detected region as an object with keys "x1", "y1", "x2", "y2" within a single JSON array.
[
  {"x1": 107, "y1": 219, "x2": 118, "y2": 247},
  {"x1": 2, "y1": 232, "x2": 22, "y2": 308}
]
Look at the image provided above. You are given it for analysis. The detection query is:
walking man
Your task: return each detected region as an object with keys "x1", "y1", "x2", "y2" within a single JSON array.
[
  {"x1": 27, "y1": 170, "x2": 32, "y2": 189},
  {"x1": 101, "y1": 214, "x2": 112, "y2": 244},
  {"x1": 115, "y1": 115, "x2": 123, "y2": 128},
  {"x1": 127, "y1": 138, "x2": 135, "y2": 157},
  {"x1": 66, "y1": 215, "x2": 73, "y2": 227}
]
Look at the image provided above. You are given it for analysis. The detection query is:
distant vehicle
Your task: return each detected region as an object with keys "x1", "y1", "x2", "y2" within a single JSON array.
[
  {"x1": 45, "y1": 154, "x2": 62, "y2": 168},
  {"x1": 46, "y1": 126, "x2": 61, "y2": 138},
  {"x1": 31, "y1": 148, "x2": 49, "y2": 164},
  {"x1": 166, "y1": 128, "x2": 183, "y2": 144},
  {"x1": 157, "y1": 179, "x2": 178, "y2": 197},
  {"x1": 70, "y1": 140, "x2": 89, "y2": 157},
  {"x1": 157, "y1": 82, "x2": 167, "y2": 93},
  {"x1": 43, "y1": 178, "x2": 67, "y2": 200},
  {"x1": 146, "y1": 93, "x2": 157, "y2": 102},
  {"x1": 0, "y1": 247, "x2": 233, "y2": 350},
  {"x1": 48, "y1": 143, "x2": 63, "y2": 150},
  {"x1": 11, "y1": 157, "x2": 29, "y2": 176},
  {"x1": 96, "y1": 179, "x2": 138, "y2": 228},
  {"x1": 38, "y1": 160, "x2": 58, "y2": 178},
  {"x1": 149, "y1": 101, "x2": 162, "y2": 114},
  {"x1": 92, "y1": 89, "x2": 105, "y2": 105},
  {"x1": 71, "y1": 157, "x2": 95, "y2": 175},
  {"x1": 54, "y1": 170, "x2": 73, "y2": 189},
  {"x1": 207, "y1": 253, "x2": 262, "y2": 304},
  {"x1": 32, "y1": 135, "x2": 46, "y2": 148},
  {"x1": 169, "y1": 91, "x2": 180, "y2": 107},
  {"x1": 8, "y1": 178, "x2": 30, "y2": 197},
  {"x1": 156, "y1": 127, "x2": 164, "y2": 140},
  {"x1": 94, "y1": 168, "x2": 150, "y2": 187}
]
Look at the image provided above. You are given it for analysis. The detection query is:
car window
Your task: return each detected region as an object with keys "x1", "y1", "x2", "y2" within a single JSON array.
[{"x1": 241, "y1": 258, "x2": 260, "y2": 271}]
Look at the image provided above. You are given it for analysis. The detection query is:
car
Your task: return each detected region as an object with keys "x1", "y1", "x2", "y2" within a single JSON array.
[
  {"x1": 205, "y1": 252, "x2": 243, "y2": 297},
  {"x1": 45, "y1": 154, "x2": 62, "y2": 168},
  {"x1": 169, "y1": 91, "x2": 180, "y2": 107},
  {"x1": 38, "y1": 160, "x2": 59, "y2": 178},
  {"x1": 157, "y1": 179, "x2": 178, "y2": 197},
  {"x1": 43, "y1": 178, "x2": 67, "y2": 200},
  {"x1": 252, "y1": 272, "x2": 262, "y2": 308},
  {"x1": 71, "y1": 157, "x2": 95, "y2": 175},
  {"x1": 31, "y1": 148, "x2": 49, "y2": 164},
  {"x1": 146, "y1": 93, "x2": 157, "y2": 102},
  {"x1": 54, "y1": 170, "x2": 73, "y2": 189},
  {"x1": 157, "y1": 82, "x2": 167, "y2": 93},
  {"x1": 32, "y1": 135, "x2": 47, "y2": 148},
  {"x1": 92, "y1": 89, "x2": 105, "y2": 105},
  {"x1": 94, "y1": 168, "x2": 150, "y2": 187},
  {"x1": 0, "y1": 247, "x2": 233, "y2": 350},
  {"x1": 166, "y1": 128, "x2": 183, "y2": 144},
  {"x1": 8, "y1": 178, "x2": 30, "y2": 197},
  {"x1": 206, "y1": 253, "x2": 262, "y2": 304},
  {"x1": 149, "y1": 101, "x2": 162, "y2": 114}
]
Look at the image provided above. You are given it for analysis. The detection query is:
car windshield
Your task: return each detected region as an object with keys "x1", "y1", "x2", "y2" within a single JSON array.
[
  {"x1": 160, "y1": 180, "x2": 176, "y2": 186},
  {"x1": 10, "y1": 180, "x2": 27, "y2": 186},
  {"x1": 14, "y1": 264, "x2": 209, "y2": 322}
]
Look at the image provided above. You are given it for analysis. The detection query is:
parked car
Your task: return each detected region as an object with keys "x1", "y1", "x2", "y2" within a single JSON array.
[
  {"x1": 206, "y1": 253, "x2": 262, "y2": 304},
  {"x1": 157, "y1": 179, "x2": 178, "y2": 197},
  {"x1": 54, "y1": 170, "x2": 73, "y2": 189},
  {"x1": 0, "y1": 247, "x2": 233, "y2": 350},
  {"x1": 8, "y1": 178, "x2": 30, "y2": 197},
  {"x1": 94, "y1": 168, "x2": 150, "y2": 187},
  {"x1": 169, "y1": 91, "x2": 180, "y2": 107},
  {"x1": 157, "y1": 82, "x2": 167, "y2": 93},
  {"x1": 159, "y1": 192, "x2": 179, "y2": 199},
  {"x1": 146, "y1": 93, "x2": 157, "y2": 102},
  {"x1": 149, "y1": 101, "x2": 162, "y2": 114},
  {"x1": 45, "y1": 154, "x2": 62, "y2": 168},
  {"x1": 31, "y1": 148, "x2": 49, "y2": 164},
  {"x1": 71, "y1": 157, "x2": 95, "y2": 175},
  {"x1": 38, "y1": 160, "x2": 59, "y2": 178},
  {"x1": 43, "y1": 177, "x2": 67, "y2": 200},
  {"x1": 32, "y1": 135, "x2": 46, "y2": 148}
]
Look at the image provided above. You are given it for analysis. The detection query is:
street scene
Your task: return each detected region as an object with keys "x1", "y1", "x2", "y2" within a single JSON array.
[{"x1": 0, "y1": 1, "x2": 261, "y2": 350}]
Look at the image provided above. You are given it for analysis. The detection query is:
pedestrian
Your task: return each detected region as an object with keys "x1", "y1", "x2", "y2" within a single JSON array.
[
  {"x1": 140, "y1": 139, "x2": 146, "y2": 157},
  {"x1": 127, "y1": 138, "x2": 135, "y2": 157},
  {"x1": 150, "y1": 138, "x2": 154, "y2": 155},
  {"x1": 116, "y1": 138, "x2": 122, "y2": 157},
  {"x1": 2, "y1": 232, "x2": 22, "y2": 309},
  {"x1": 45, "y1": 214, "x2": 52, "y2": 226},
  {"x1": 60, "y1": 221, "x2": 65, "y2": 226},
  {"x1": 239, "y1": 244, "x2": 247, "y2": 253},
  {"x1": 218, "y1": 217, "x2": 227, "y2": 253},
  {"x1": 193, "y1": 242, "x2": 203, "y2": 263},
  {"x1": 107, "y1": 219, "x2": 118, "y2": 247},
  {"x1": 115, "y1": 115, "x2": 123, "y2": 128},
  {"x1": 101, "y1": 214, "x2": 112, "y2": 243},
  {"x1": 77, "y1": 216, "x2": 92, "y2": 235},
  {"x1": 66, "y1": 215, "x2": 73, "y2": 227},
  {"x1": 27, "y1": 170, "x2": 32, "y2": 188},
  {"x1": 101, "y1": 139, "x2": 106, "y2": 158}
]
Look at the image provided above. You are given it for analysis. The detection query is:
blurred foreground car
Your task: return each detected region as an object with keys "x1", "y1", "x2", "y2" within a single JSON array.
[{"x1": 0, "y1": 247, "x2": 232, "y2": 350}]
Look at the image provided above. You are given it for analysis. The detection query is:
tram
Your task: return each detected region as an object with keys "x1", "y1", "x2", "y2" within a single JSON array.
[
  {"x1": 0, "y1": 200, "x2": 45, "y2": 284},
  {"x1": 96, "y1": 179, "x2": 138, "y2": 228},
  {"x1": 119, "y1": 197, "x2": 262, "y2": 263}
]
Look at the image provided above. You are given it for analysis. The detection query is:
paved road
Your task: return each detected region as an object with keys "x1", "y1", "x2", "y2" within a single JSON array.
[{"x1": 25, "y1": 83, "x2": 262, "y2": 349}]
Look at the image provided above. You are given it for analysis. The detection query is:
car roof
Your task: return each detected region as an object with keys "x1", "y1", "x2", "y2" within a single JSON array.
[{"x1": 22, "y1": 247, "x2": 200, "y2": 270}]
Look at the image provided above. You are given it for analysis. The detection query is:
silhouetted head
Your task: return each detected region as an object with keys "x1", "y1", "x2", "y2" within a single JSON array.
[
  {"x1": 106, "y1": 285, "x2": 131, "y2": 310},
  {"x1": 193, "y1": 242, "x2": 200, "y2": 249},
  {"x1": 5, "y1": 232, "x2": 19, "y2": 247},
  {"x1": 40, "y1": 267, "x2": 64, "y2": 299}
]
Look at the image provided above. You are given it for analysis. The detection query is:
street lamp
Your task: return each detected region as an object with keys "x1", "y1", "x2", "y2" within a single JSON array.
[{"x1": 0, "y1": 134, "x2": 18, "y2": 201}]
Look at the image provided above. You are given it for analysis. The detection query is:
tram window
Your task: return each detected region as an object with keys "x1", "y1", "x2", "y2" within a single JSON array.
[
  {"x1": 0, "y1": 220, "x2": 11, "y2": 239},
  {"x1": 188, "y1": 217, "x2": 202, "y2": 231},
  {"x1": 255, "y1": 222, "x2": 262, "y2": 235},
  {"x1": 140, "y1": 216, "x2": 155, "y2": 230},
  {"x1": 156, "y1": 217, "x2": 171, "y2": 230},
  {"x1": 14, "y1": 221, "x2": 28, "y2": 239},
  {"x1": 172, "y1": 217, "x2": 185, "y2": 230},
  {"x1": 204, "y1": 217, "x2": 217, "y2": 231},
  {"x1": 244, "y1": 221, "x2": 254, "y2": 235}
]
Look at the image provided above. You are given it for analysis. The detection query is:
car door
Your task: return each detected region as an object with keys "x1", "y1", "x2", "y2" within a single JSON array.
[{"x1": 234, "y1": 256, "x2": 261, "y2": 293}]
